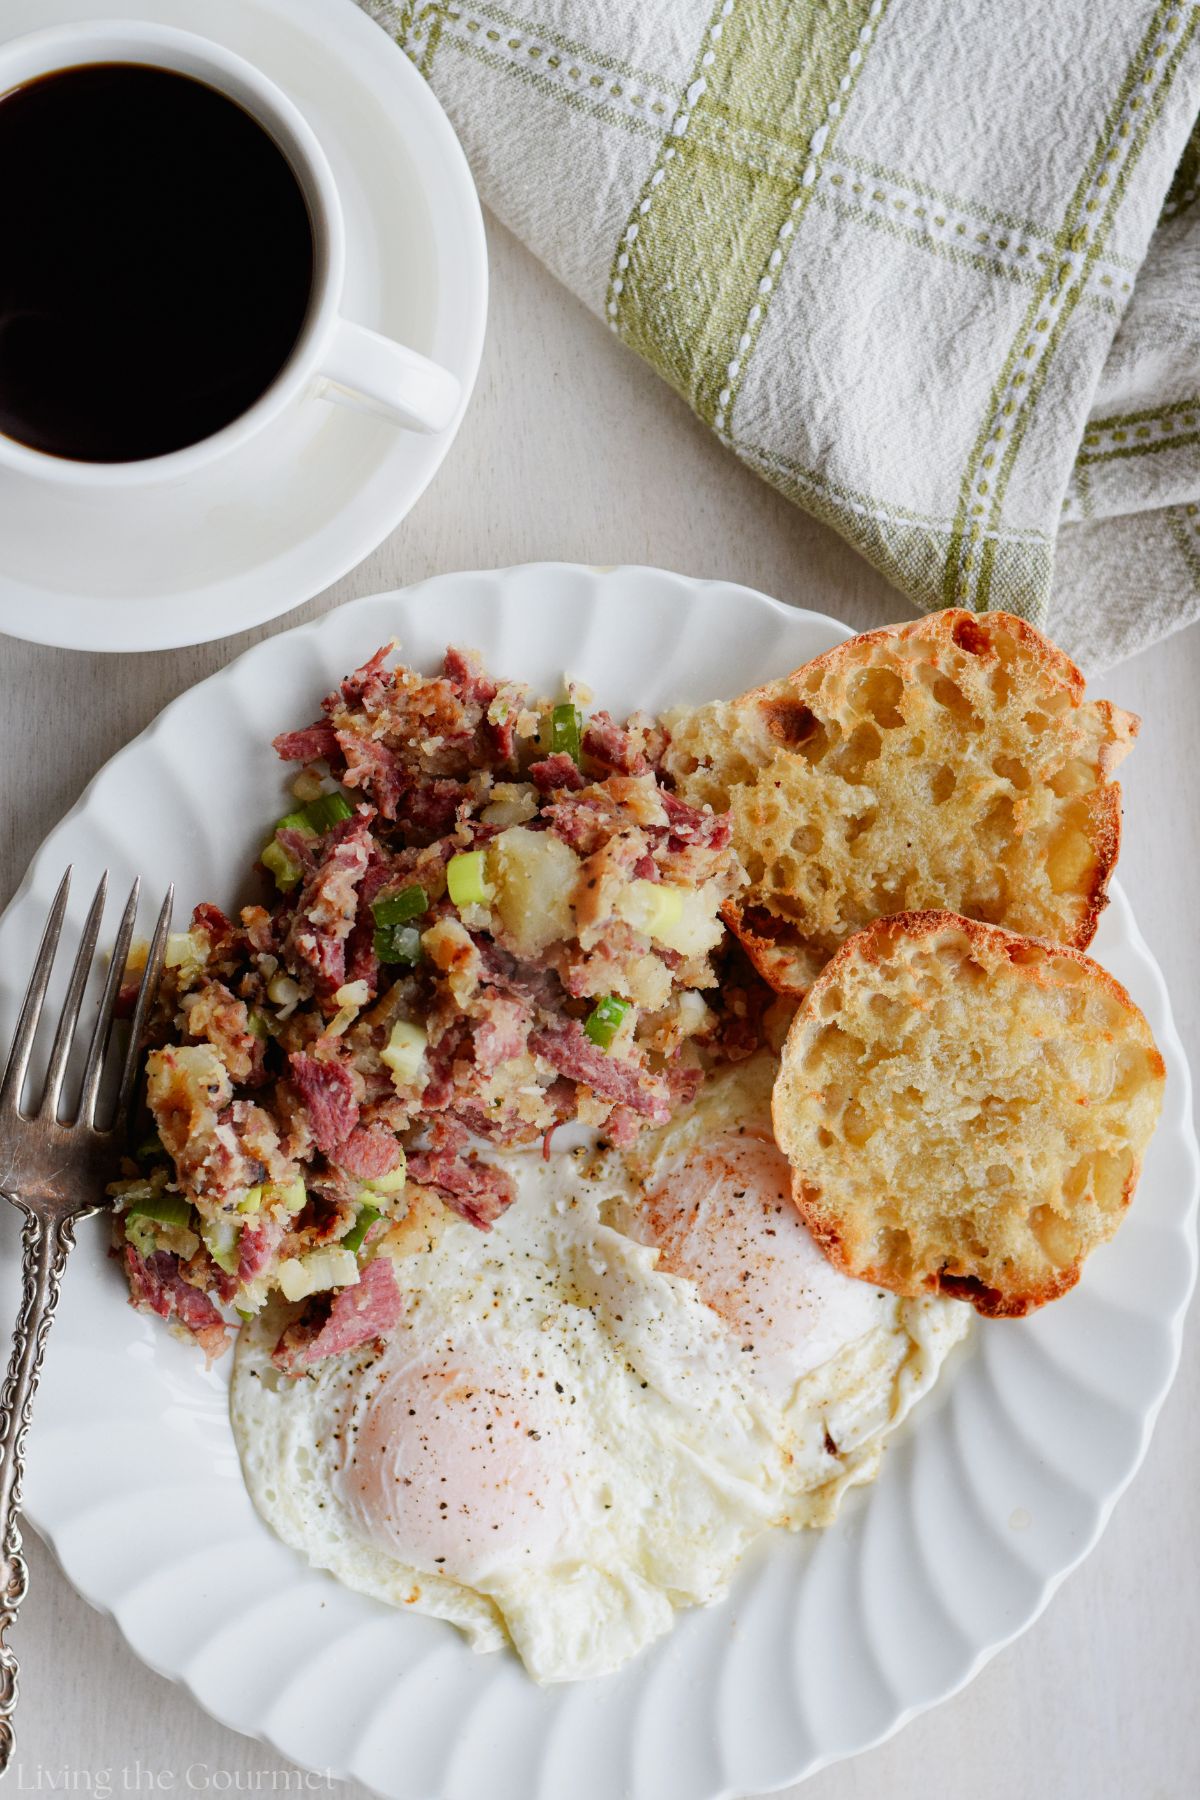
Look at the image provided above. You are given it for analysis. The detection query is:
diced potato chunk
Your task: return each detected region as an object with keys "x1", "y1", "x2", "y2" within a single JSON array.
[
  {"x1": 164, "y1": 930, "x2": 210, "y2": 988},
  {"x1": 381, "y1": 1020, "x2": 428, "y2": 1087},
  {"x1": 488, "y1": 827, "x2": 579, "y2": 956},
  {"x1": 277, "y1": 1245, "x2": 359, "y2": 1302},
  {"x1": 624, "y1": 954, "x2": 673, "y2": 1010},
  {"x1": 480, "y1": 783, "x2": 539, "y2": 828},
  {"x1": 615, "y1": 880, "x2": 724, "y2": 957}
]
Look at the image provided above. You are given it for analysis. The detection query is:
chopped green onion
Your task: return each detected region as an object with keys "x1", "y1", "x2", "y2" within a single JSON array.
[
  {"x1": 273, "y1": 1176, "x2": 308, "y2": 1215},
  {"x1": 238, "y1": 1186, "x2": 264, "y2": 1215},
  {"x1": 584, "y1": 994, "x2": 630, "y2": 1052},
  {"x1": 372, "y1": 884, "x2": 428, "y2": 927},
  {"x1": 447, "y1": 850, "x2": 492, "y2": 909},
  {"x1": 374, "y1": 923, "x2": 423, "y2": 965},
  {"x1": 247, "y1": 1010, "x2": 271, "y2": 1040},
  {"x1": 201, "y1": 1214, "x2": 241, "y2": 1276},
  {"x1": 302, "y1": 791, "x2": 354, "y2": 834},
  {"x1": 124, "y1": 1215, "x2": 161, "y2": 1259},
  {"x1": 262, "y1": 793, "x2": 353, "y2": 891},
  {"x1": 342, "y1": 1205, "x2": 381, "y2": 1255},
  {"x1": 134, "y1": 1132, "x2": 164, "y2": 1165},
  {"x1": 550, "y1": 703, "x2": 583, "y2": 765},
  {"x1": 125, "y1": 1192, "x2": 196, "y2": 1229},
  {"x1": 261, "y1": 837, "x2": 304, "y2": 892}
]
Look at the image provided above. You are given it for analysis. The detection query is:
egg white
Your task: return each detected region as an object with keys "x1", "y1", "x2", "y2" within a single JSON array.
[
  {"x1": 615, "y1": 1058, "x2": 971, "y2": 1525},
  {"x1": 232, "y1": 1059, "x2": 969, "y2": 1682}
]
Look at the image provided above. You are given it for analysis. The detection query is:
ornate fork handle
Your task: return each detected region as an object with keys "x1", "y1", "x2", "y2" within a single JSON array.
[{"x1": 0, "y1": 1203, "x2": 85, "y2": 1772}]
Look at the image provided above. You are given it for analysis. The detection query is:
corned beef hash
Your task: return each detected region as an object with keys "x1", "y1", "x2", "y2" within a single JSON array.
[{"x1": 112, "y1": 641, "x2": 757, "y2": 1367}]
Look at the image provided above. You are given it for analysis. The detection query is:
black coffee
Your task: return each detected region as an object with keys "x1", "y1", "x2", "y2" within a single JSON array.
[{"x1": 0, "y1": 63, "x2": 315, "y2": 463}]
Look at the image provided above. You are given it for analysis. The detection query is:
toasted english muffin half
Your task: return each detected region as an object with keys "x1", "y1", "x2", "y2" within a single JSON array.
[
  {"x1": 664, "y1": 610, "x2": 1138, "y2": 994},
  {"x1": 772, "y1": 912, "x2": 1165, "y2": 1317}
]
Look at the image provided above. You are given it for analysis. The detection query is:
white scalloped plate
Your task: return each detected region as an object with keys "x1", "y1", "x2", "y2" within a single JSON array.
[{"x1": 0, "y1": 565, "x2": 1195, "y2": 1799}]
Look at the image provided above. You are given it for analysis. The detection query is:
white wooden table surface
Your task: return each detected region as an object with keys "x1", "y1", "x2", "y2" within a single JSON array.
[{"x1": 1, "y1": 220, "x2": 1196, "y2": 1800}]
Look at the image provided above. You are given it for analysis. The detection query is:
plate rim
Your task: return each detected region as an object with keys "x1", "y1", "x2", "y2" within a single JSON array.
[{"x1": 4, "y1": 563, "x2": 1196, "y2": 1797}]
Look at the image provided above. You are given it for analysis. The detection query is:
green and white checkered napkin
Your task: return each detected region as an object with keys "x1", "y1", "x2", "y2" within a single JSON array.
[{"x1": 364, "y1": 1, "x2": 1200, "y2": 669}]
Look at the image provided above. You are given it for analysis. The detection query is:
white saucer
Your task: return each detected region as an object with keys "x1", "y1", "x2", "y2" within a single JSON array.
[{"x1": 0, "y1": 0, "x2": 487, "y2": 653}]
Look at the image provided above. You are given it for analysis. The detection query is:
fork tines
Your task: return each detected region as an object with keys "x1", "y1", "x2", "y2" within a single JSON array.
[{"x1": 0, "y1": 868, "x2": 174, "y2": 1133}]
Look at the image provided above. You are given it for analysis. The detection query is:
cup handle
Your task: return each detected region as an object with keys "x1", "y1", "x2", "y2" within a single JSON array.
[{"x1": 316, "y1": 317, "x2": 461, "y2": 433}]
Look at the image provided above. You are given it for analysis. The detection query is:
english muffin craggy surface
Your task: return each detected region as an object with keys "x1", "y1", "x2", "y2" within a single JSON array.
[
  {"x1": 664, "y1": 610, "x2": 1138, "y2": 994},
  {"x1": 773, "y1": 913, "x2": 1166, "y2": 1317}
]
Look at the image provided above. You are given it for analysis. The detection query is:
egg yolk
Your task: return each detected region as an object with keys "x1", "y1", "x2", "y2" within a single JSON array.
[
  {"x1": 336, "y1": 1345, "x2": 579, "y2": 1584},
  {"x1": 636, "y1": 1128, "x2": 889, "y2": 1396}
]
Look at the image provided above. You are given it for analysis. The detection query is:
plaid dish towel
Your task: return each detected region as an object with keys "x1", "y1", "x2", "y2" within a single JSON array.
[{"x1": 364, "y1": 1, "x2": 1200, "y2": 670}]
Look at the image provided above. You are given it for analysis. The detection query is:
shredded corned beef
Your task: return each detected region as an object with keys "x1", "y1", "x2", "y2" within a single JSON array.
[
  {"x1": 474, "y1": 993, "x2": 533, "y2": 1075},
  {"x1": 406, "y1": 1149, "x2": 516, "y2": 1230},
  {"x1": 273, "y1": 721, "x2": 341, "y2": 763},
  {"x1": 528, "y1": 1022, "x2": 673, "y2": 1122},
  {"x1": 336, "y1": 643, "x2": 395, "y2": 710},
  {"x1": 581, "y1": 711, "x2": 648, "y2": 775},
  {"x1": 427, "y1": 1115, "x2": 471, "y2": 1156},
  {"x1": 123, "y1": 1245, "x2": 229, "y2": 1360},
  {"x1": 275, "y1": 826, "x2": 321, "y2": 883},
  {"x1": 448, "y1": 1102, "x2": 553, "y2": 1148},
  {"x1": 272, "y1": 1256, "x2": 403, "y2": 1374},
  {"x1": 185, "y1": 982, "x2": 263, "y2": 1086},
  {"x1": 241, "y1": 905, "x2": 279, "y2": 956},
  {"x1": 400, "y1": 775, "x2": 463, "y2": 839},
  {"x1": 488, "y1": 709, "x2": 517, "y2": 761},
  {"x1": 603, "y1": 1106, "x2": 641, "y2": 1149},
  {"x1": 288, "y1": 1053, "x2": 359, "y2": 1153},
  {"x1": 631, "y1": 711, "x2": 669, "y2": 771},
  {"x1": 661, "y1": 788, "x2": 733, "y2": 851},
  {"x1": 443, "y1": 644, "x2": 498, "y2": 710},
  {"x1": 666, "y1": 1064, "x2": 704, "y2": 1106},
  {"x1": 540, "y1": 789, "x2": 612, "y2": 854},
  {"x1": 530, "y1": 752, "x2": 587, "y2": 793},
  {"x1": 340, "y1": 734, "x2": 405, "y2": 819},
  {"x1": 415, "y1": 1064, "x2": 457, "y2": 1118},
  {"x1": 474, "y1": 940, "x2": 563, "y2": 1010},
  {"x1": 238, "y1": 1214, "x2": 287, "y2": 1287},
  {"x1": 193, "y1": 903, "x2": 238, "y2": 954},
  {"x1": 284, "y1": 813, "x2": 373, "y2": 994},
  {"x1": 344, "y1": 853, "x2": 393, "y2": 992},
  {"x1": 335, "y1": 1123, "x2": 406, "y2": 1181}
]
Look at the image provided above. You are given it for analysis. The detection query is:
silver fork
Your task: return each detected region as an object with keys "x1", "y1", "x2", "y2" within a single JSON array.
[{"x1": 0, "y1": 868, "x2": 172, "y2": 1773}]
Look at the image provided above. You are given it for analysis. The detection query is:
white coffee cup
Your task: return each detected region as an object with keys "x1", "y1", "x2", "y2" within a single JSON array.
[{"x1": 0, "y1": 19, "x2": 463, "y2": 487}]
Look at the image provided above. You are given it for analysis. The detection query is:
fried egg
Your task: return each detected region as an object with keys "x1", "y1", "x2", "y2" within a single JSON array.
[
  {"x1": 232, "y1": 1059, "x2": 969, "y2": 1682},
  {"x1": 614, "y1": 1059, "x2": 970, "y2": 1525}
]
